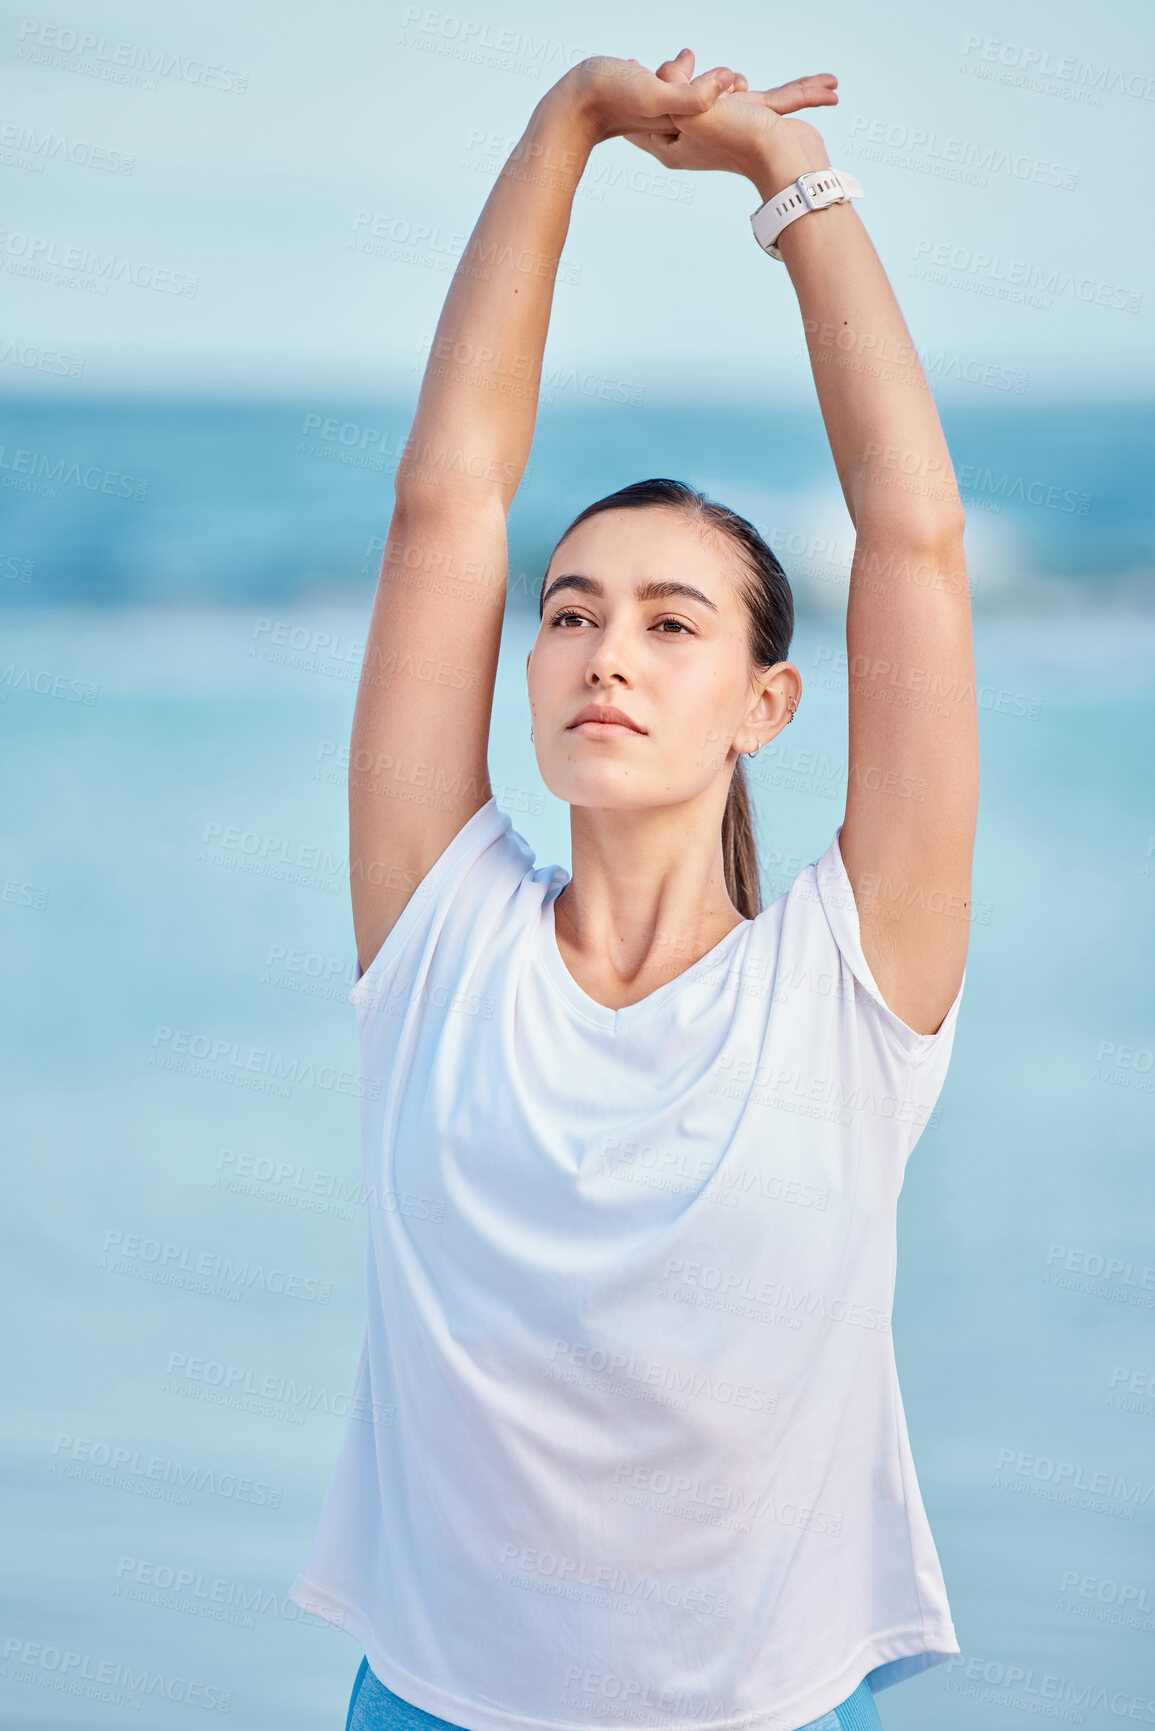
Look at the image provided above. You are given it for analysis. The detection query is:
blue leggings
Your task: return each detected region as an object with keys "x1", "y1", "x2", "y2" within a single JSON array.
[{"x1": 345, "y1": 1657, "x2": 883, "y2": 1731}]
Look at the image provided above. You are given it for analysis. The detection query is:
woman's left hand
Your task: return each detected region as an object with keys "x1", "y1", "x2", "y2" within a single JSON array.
[
  {"x1": 620, "y1": 48, "x2": 838, "y2": 184},
  {"x1": 560, "y1": 52, "x2": 743, "y2": 148}
]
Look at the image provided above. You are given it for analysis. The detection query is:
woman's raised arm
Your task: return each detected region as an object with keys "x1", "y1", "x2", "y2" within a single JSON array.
[
  {"x1": 625, "y1": 56, "x2": 979, "y2": 1037},
  {"x1": 349, "y1": 54, "x2": 738, "y2": 979},
  {"x1": 767, "y1": 123, "x2": 978, "y2": 1039}
]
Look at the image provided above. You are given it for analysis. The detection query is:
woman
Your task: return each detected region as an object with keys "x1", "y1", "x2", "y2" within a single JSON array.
[{"x1": 290, "y1": 48, "x2": 979, "y2": 1731}]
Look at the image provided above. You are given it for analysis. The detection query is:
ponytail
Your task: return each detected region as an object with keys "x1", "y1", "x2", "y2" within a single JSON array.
[{"x1": 722, "y1": 756, "x2": 762, "y2": 920}]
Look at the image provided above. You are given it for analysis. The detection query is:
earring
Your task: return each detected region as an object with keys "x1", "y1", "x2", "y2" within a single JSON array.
[
  {"x1": 530, "y1": 726, "x2": 534, "y2": 742},
  {"x1": 745, "y1": 745, "x2": 761, "y2": 758}
]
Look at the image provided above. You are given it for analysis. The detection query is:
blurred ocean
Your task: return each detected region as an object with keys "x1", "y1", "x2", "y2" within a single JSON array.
[
  {"x1": 3, "y1": 396, "x2": 1154, "y2": 1729},
  {"x1": 2, "y1": 396, "x2": 1153, "y2": 613}
]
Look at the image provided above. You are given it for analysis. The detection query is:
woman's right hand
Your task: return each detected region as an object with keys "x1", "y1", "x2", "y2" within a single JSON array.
[
  {"x1": 558, "y1": 53, "x2": 743, "y2": 147},
  {"x1": 616, "y1": 48, "x2": 839, "y2": 188}
]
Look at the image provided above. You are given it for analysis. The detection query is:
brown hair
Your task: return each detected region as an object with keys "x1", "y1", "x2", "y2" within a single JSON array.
[{"x1": 540, "y1": 478, "x2": 794, "y2": 919}]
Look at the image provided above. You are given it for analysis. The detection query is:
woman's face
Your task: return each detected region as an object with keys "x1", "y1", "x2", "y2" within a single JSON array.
[{"x1": 526, "y1": 506, "x2": 796, "y2": 813}]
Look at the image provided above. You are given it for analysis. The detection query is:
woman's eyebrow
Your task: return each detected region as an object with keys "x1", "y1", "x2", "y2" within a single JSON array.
[{"x1": 540, "y1": 574, "x2": 719, "y2": 612}]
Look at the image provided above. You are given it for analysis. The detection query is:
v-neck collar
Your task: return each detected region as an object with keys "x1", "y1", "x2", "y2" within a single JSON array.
[{"x1": 537, "y1": 880, "x2": 752, "y2": 1034}]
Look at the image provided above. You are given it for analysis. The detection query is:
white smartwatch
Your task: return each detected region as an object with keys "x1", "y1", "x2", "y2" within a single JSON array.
[{"x1": 750, "y1": 168, "x2": 864, "y2": 260}]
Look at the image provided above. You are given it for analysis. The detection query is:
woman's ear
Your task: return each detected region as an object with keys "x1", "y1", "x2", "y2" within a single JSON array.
[{"x1": 749, "y1": 662, "x2": 802, "y2": 745}]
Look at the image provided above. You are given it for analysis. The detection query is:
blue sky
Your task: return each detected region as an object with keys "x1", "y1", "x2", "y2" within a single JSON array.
[{"x1": 3, "y1": 0, "x2": 1152, "y2": 401}]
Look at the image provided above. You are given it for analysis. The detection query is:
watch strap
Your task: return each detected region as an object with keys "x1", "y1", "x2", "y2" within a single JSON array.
[{"x1": 750, "y1": 169, "x2": 864, "y2": 260}]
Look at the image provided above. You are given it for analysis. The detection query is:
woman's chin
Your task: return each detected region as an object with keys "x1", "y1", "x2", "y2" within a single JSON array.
[{"x1": 539, "y1": 769, "x2": 699, "y2": 812}]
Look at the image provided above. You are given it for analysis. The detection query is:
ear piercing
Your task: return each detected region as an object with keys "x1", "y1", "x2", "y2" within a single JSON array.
[{"x1": 748, "y1": 695, "x2": 798, "y2": 755}]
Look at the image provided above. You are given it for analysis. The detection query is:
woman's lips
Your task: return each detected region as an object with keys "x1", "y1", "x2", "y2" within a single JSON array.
[
  {"x1": 569, "y1": 719, "x2": 645, "y2": 737},
  {"x1": 566, "y1": 704, "x2": 645, "y2": 733}
]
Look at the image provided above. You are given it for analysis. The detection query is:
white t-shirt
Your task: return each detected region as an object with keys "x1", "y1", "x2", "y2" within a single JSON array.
[{"x1": 290, "y1": 796, "x2": 966, "y2": 1731}]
